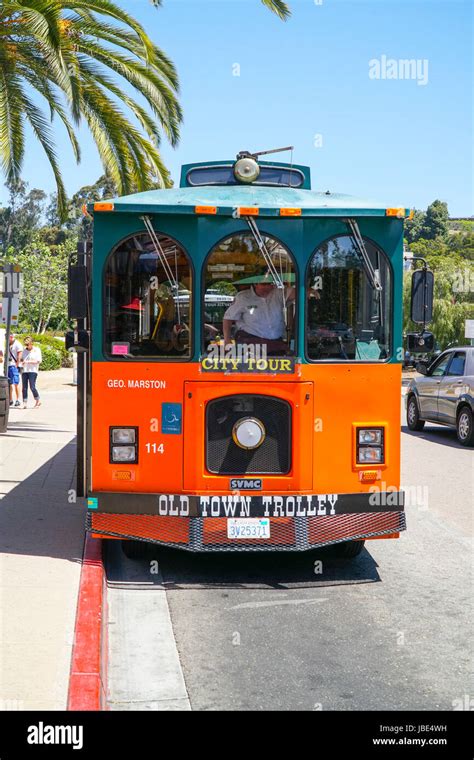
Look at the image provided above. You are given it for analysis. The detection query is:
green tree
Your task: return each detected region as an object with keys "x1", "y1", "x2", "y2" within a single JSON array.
[
  {"x1": 0, "y1": 0, "x2": 182, "y2": 219},
  {"x1": 210, "y1": 280, "x2": 237, "y2": 296},
  {"x1": 421, "y1": 200, "x2": 449, "y2": 240},
  {"x1": 0, "y1": 178, "x2": 46, "y2": 250},
  {"x1": 404, "y1": 209, "x2": 425, "y2": 244},
  {"x1": 67, "y1": 174, "x2": 119, "y2": 239},
  {"x1": 1, "y1": 1, "x2": 291, "y2": 222},
  {"x1": 4, "y1": 236, "x2": 72, "y2": 332},
  {"x1": 404, "y1": 253, "x2": 474, "y2": 350}
]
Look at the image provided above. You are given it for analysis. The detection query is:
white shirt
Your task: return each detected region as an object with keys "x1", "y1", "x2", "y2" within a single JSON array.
[
  {"x1": 22, "y1": 346, "x2": 42, "y2": 373},
  {"x1": 8, "y1": 339, "x2": 22, "y2": 366},
  {"x1": 224, "y1": 287, "x2": 286, "y2": 340}
]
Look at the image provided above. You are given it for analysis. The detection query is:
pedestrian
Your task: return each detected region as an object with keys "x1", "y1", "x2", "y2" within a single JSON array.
[
  {"x1": 8, "y1": 333, "x2": 23, "y2": 407},
  {"x1": 21, "y1": 336, "x2": 42, "y2": 409}
]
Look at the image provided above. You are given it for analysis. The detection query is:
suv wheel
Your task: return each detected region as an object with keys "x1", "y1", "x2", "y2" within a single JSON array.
[
  {"x1": 407, "y1": 395, "x2": 425, "y2": 431},
  {"x1": 457, "y1": 406, "x2": 474, "y2": 446}
]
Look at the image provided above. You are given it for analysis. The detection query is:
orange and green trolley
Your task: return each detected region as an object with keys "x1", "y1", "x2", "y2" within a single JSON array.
[{"x1": 67, "y1": 149, "x2": 428, "y2": 557}]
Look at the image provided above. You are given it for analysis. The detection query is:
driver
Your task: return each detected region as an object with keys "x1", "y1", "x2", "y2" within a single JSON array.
[{"x1": 222, "y1": 272, "x2": 295, "y2": 353}]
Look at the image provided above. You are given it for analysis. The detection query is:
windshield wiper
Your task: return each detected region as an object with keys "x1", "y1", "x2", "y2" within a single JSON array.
[
  {"x1": 141, "y1": 215, "x2": 180, "y2": 295},
  {"x1": 345, "y1": 218, "x2": 382, "y2": 292},
  {"x1": 245, "y1": 216, "x2": 285, "y2": 289}
]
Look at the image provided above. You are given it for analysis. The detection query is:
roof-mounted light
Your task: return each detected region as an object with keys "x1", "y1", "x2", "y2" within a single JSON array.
[
  {"x1": 280, "y1": 208, "x2": 302, "y2": 216},
  {"x1": 238, "y1": 207, "x2": 259, "y2": 216},
  {"x1": 195, "y1": 206, "x2": 217, "y2": 214},
  {"x1": 233, "y1": 155, "x2": 260, "y2": 184},
  {"x1": 386, "y1": 207, "x2": 405, "y2": 218},
  {"x1": 94, "y1": 201, "x2": 114, "y2": 212}
]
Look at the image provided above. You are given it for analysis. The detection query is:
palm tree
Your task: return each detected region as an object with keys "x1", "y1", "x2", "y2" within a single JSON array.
[
  {"x1": 0, "y1": 0, "x2": 182, "y2": 218},
  {"x1": 0, "y1": 0, "x2": 290, "y2": 220},
  {"x1": 150, "y1": 0, "x2": 291, "y2": 21}
]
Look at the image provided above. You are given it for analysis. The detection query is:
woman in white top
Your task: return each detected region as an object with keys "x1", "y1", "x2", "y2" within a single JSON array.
[{"x1": 21, "y1": 337, "x2": 42, "y2": 408}]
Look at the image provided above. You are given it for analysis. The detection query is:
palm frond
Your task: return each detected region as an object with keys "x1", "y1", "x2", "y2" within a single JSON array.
[
  {"x1": 21, "y1": 92, "x2": 68, "y2": 219},
  {"x1": 0, "y1": 0, "x2": 189, "y2": 208},
  {"x1": 0, "y1": 64, "x2": 25, "y2": 181},
  {"x1": 261, "y1": 0, "x2": 291, "y2": 20}
]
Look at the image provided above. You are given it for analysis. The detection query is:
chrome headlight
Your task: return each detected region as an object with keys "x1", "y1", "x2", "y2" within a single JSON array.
[
  {"x1": 112, "y1": 446, "x2": 136, "y2": 462},
  {"x1": 232, "y1": 417, "x2": 266, "y2": 450},
  {"x1": 112, "y1": 428, "x2": 136, "y2": 444},
  {"x1": 110, "y1": 427, "x2": 138, "y2": 463},
  {"x1": 358, "y1": 429, "x2": 382, "y2": 445},
  {"x1": 357, "y1": 427, "x2": 384, "y2": 464}
]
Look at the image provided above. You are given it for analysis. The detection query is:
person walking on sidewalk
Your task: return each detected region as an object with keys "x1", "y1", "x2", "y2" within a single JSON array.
[
  {"x1": 22, "y1": 337, "x2": 42, "y2": 409},
  {"x1": 8, "y1": 334, "x2": 23, "y2": 407}
]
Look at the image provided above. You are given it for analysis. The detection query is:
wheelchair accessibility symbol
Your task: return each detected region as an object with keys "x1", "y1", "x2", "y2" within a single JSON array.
[{"x1": 161, "y1": 403, "x2": 182, "y2": 434}]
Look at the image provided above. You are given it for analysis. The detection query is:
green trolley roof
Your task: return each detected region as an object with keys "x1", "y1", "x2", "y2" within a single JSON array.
[{"x1": 94, "y1": 185, "x2": 409, "y2": 219}]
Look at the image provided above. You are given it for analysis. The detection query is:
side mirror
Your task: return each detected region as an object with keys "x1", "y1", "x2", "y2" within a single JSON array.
[
  {"x1": 68, "y1": 264, "x2": 88, "y2": 320},
  {"x1": 416, "y1": 362, "x2": 428, "y2": 375},
  {"x1": 410, "y1": 269, "x2": 434, "y2": 324},
  {"x1": 406, "y1": 331, "x2": 435, "y2": 353}
]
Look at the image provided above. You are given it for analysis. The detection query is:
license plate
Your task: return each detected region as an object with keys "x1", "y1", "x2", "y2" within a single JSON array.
[{"x1": 227, "y1": 518, "x2": 270, "y2": 539}]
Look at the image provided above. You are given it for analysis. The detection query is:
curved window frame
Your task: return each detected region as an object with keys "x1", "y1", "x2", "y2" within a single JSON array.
[
  {"x1": 304, "y1": 233, "x2": 393, "y2": 364},
  {"x1": 102, "y1": 229, "x2": 194, "y2": 363},
  {"x1": 186, "y1": 164, "x2": 305, "y2": 189},
  {"x1": 201, "y1": 229, "x2": 299, "y2": 356}
]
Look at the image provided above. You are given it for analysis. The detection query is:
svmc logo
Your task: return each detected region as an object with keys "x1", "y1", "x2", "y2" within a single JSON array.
[{"x1": 229, "y1": 479, "x2": 262, "y2": 490}]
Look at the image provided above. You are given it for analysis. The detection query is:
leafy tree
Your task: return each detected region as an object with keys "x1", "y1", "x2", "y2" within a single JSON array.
[
  {"x1": 404, "y1": 209, "x2": 425, "y2": 245},
  {"x1": 0, "y1": 179, "x2": 46, "y2": 250},
  {"x1": 421, "y1": 200, "x2": 449, "y2": 240},
  {"x1": 404, "y1": 249, "x2": 474, "y2": 349},
  {"x1": 1, "y1": 0, "x2": 291, "y2": 222},
  {"x1": 0, "y1": 0, "x2": 182, "y2": 219},
  {"x1": 4, "y1": 236, "x2": 72, "y2": 333},
  {"x1": 67, "y1": 174, "x2": 119, "y2": 239},
  {"x1": 210, "y1": 280, "x2": 237, "y2": 296}
]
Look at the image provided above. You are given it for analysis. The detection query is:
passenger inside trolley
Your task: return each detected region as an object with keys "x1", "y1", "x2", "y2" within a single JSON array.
[
  {"x1": 222, "y1": 272, "x2": 295, "y2": 356},
  {"x1": 203, "y1": 231, "x2": 296, "y2": 356}
]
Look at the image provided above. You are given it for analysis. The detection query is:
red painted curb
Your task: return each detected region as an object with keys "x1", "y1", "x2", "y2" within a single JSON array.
[{"x1": 67, "y1": 534, "x2": 108, "y2": 711}]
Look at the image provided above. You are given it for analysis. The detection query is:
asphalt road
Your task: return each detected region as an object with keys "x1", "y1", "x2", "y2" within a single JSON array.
[{"x1": 107, "y1": 401, "x2": 473, "y2": 711}]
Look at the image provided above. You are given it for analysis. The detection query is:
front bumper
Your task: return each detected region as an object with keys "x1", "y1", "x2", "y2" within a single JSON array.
[{"x1": 86, "y1": 491, "x2": 406, "y2": 552}]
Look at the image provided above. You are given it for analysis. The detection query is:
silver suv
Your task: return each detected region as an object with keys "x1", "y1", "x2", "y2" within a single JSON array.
[{"x1": 406, "y1": 346, "x2": 474, "y2": 446}]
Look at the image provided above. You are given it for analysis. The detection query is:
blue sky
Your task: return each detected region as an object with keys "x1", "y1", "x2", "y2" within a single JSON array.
[{"x1": 4, "y1": 0, "x2": 473, "y2": 215}]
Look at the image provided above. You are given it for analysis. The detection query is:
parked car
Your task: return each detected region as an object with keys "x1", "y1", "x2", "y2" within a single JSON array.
[{"x1": 405, "y1": 346, "x2": 474, "y2": 446}]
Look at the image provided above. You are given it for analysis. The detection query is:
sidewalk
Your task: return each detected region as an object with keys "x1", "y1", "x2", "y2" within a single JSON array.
[{"x1": 0, "y1": 373, "x2": 84, "y2": 710}]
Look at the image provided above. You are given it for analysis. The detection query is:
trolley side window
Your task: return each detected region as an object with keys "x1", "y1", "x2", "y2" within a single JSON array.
[
  {"x1": 104, "y1": 232, "x2": 192, "y2": 359},
  {"x1": 306, "y1": 235, "x2": 392, "y2": 362},
  {"x1": 202, "y1": 232, "x2": 296, "y2": 356}
]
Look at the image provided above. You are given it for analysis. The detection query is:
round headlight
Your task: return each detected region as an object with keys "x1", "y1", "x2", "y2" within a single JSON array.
[
  {"x1": 233, "y1": 157, "x2": 260, "y2": 184},
  {"x1": 232, "y1": 417, "x2": 266, "y2": 450}
]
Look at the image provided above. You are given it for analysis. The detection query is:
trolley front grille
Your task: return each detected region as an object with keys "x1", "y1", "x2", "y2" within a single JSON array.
[
  {"x1": 205, "y1": 394, "x2": 291, "y2": 475},
  {"x1": 88, "y1": 511, "x2": 406, "y2": 553}
]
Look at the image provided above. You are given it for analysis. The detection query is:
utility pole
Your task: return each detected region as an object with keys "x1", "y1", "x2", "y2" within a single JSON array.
[
  {"x1": 0, "y1": 261, "x2": 20, "y2": 433},
  {"x1": 3, "y1": 263, "x2": 13, "y2": 377}
]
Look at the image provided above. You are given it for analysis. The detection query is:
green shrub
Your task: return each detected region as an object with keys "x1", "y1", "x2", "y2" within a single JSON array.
[{"x1": 38, "y1": 344, "x2": 63, "y2": 371}]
